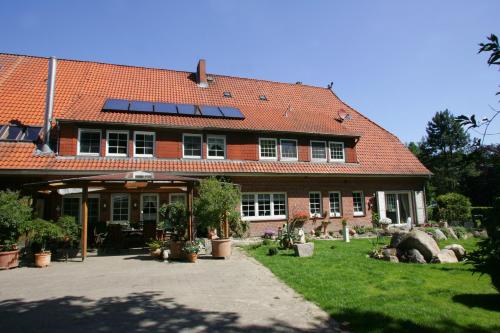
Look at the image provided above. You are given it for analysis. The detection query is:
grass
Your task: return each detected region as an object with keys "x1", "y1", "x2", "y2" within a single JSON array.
[{"x1": 245, "y1": 238, "x2": 500, "y2": 333}]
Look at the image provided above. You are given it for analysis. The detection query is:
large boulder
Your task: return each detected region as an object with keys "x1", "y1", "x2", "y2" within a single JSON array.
[
  {"x1": 397, "y1": 230, "x2": 440, "y2": 262},
  {"x1": 390, "y1": 231, "x2": 409, "y2": 248},
  {"x1": 432, "y1": 228, "x2": 447, "y2": 241},
  {"x1": 444, "y1": 244, "x2": 466, "y2": 261},
  {"x1": 382, "y1": 247, "x2": 397, "y2": 258},
  {"x1": 407, "y1": 249, "x2": 427, "y2": 264},
  {"x1": 446, "y1": 227, "x2": 458, "y2": 240},
  {"x1": 383, "y1": 255, "x2": 399, "y2": 263},
  {"x1": 293, "y1": 242, "x2": 314, "y2": 257},
  {"x1": 432, "y1": 249, "x2": 458, "y2": 263}
]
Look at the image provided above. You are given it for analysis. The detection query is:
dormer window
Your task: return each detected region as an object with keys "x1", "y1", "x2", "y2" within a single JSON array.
[
  {"x1": 183, "y1": 133, "x2": 202, "y2": 159},
  {"x1": 106, "y1": 130, "x2": 129, "y2": 157},
  {"x1": 134, "y1": 131, "x2": 155, "y2": 157},
  {"x1": 280, "y1": 139, "x2": 298, "y2": 161},
  {"x1": 329, "y1": 141, "x2": 345, "y2": 162},
  {"x1": 78, "y1": 129, "x2": 101, "y2": 156},
  {"x1": 310, "y1": 141, "x2": 327, "y2": 161},
  {"x1": 259, "y1": 138, "x2": 277, "y2": 160}
]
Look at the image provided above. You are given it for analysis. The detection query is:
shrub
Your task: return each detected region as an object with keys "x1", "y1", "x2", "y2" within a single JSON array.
[
  {"x1": 228, "y1": 211, "x2": 249, "y2": 238},
  {"x1": 353, "y1": 225, "x2": 366, "y2": 235},
  {"x1": 0, "y1": 190, "x2": 32, "y2": 247},
  {"x1": 452, "y1": 226, "x2": 467, "y2": 239},
  {"x1": 371, "y1": 212, "x2": 380, "y2": 227},
  {"x1": 268, "y1": 247, "x2": 279, "y2": 256},
  {"x1": 471, "y1": 207, "x2": 493, "y2": 227},
  {"x1": 436, "y1": 193, "x2": 472, "y2": 226},
  {"x1": 262, "y1": 238, "x2": 272, "y2": 246},
  {"x1": 23, "y1": 218, "x2": 62, "y2": 252},
  {"x1": 159, "y1": 201, "x2": 188, "y2": 241},
  {"x1": 56, "y1": 215, "x2": 80, "y2": 244}
]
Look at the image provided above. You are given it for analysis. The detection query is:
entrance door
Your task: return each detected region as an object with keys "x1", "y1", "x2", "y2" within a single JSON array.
[
  {"x1": 141, "y1": 194, "x2": 159, "y2": 223},
  {"x1": 385, "y1": 192, "x2": 412, "y2": 224}
]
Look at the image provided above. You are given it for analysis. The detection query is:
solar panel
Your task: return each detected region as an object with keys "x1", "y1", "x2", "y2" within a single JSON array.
[
  {"x1": 177, "y1": 104, "x2": 196, "y2": 115},
  {"x1": 154, "y1": 103, "x2": 178, "y2": 114},
  {"x1": 200, "y1": 106, "x2": 224, "y2": 117},
  {"x1": 103, "y1": 99, "x2": 130, "y2": 111},
  {"x1": 220, "y1": 107, "x2": 245, "y2": 119},
  {"x1": 23, "y1": 127, "x2": 42, "y2": 141},
  {"x1": 129, "y1": 100, "x2": 154, "y2": 112}
]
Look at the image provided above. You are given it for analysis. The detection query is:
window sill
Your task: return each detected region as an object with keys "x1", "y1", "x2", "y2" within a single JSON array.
[
  {"x1": 77, "y1": 153, "x2": 100, "y2": 157},
  {"x1": 242, "y1": 215, "x2": 287, "y2": 222}
]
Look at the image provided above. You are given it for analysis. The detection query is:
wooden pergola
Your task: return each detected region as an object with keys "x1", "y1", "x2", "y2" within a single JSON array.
[{"x1": 25, "y1": 171, "x2": 199, "y2": 261}]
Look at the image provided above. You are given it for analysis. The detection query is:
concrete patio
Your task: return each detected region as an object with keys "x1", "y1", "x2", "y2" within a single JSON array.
[{"x1": 0, "y1": 248, "x2": 338, "y2": 332}]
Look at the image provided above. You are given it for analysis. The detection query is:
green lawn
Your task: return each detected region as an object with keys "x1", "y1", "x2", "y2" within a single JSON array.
[{"x1": 245, "y1": 238, "x2": 500, "y2": 333}]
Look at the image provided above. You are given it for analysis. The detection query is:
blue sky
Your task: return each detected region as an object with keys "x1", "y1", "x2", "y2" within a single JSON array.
[{"x1": 1, "y1": 1, "x2": 499, "y2": 143}]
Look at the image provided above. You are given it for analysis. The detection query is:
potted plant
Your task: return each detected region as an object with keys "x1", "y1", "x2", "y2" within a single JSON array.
[
  {"x1": 379, "y1": 217, "x2": 392, "y2": 231},
  {"x1": 182, "y1": 240, "x2": 201, "y2": 263},
  {"x1": 24, "y1": 218, "x2": 62, "y2": 267},
  {"x1": 342, "y1": 219, "x2": 350, "y2": 242},
  {"x1": 194, "y1": 177, "x2": 242, "y2": 259},
  {"x1": 146, "y1": 239, "x2": 164, "y2": 259},
  {"x1": 159, "y1": 201, "x2": 188, "y2": 260},
  {"x1": 0, "y1": 190, "x2": 32, "y2": 269},
  {"x1": 55, "y1": 215, "x2": 81, "y2": 261}
]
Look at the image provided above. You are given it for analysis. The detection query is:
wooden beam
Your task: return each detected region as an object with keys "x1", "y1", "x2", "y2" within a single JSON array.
[
  {"x1": 187, "y1": 184, "x2": 194, "y2": 241},
  {"x1": 81, "y1": 186, "x2": 88, "y2": 262}
]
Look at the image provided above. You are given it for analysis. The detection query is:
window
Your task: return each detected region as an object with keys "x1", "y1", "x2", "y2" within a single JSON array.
[
  {"x1": 111, "y1": 194, "x2": 129, "y2": 223},
  {"x1": 310, "y1": 141, "x2": 327, "y2": 161},
  {"x1": 329, "y1": 192, "x2": 342, "y2": 217},
  {"x1": 241, "y1": 193, "x2": 287, "y2": 220},
  {"x1": 352, "y1": 191, "x2": 365, "y2": 216},
  {"x1": 385, "y1": 192, "x2": 412, "y2": 224},
  {"x1": 207, "y1": 135, "x2": 226, "y2": 159},
  {"x1": 169, "y1": 193, "x2": 187, "y2": 204},
  {"x1": 309, "y1": 192, "x2": 322, "y2": 217},
  {"x1": 329, "y1": 141, "x2": 345, "y2": 162},
  {"x1": 280, "y1": 139, "x2": 298, "y2": 161},
  {"x1": 106, "y1": 131, "x2": 128, "y2": 156},
  {"x1": 62, "y1": 197, "x2": 80, "y2": 223},
  {"x1": 183, "y1": 134, "x2": 202, "y2": 158},
  {"x1": 259, "y1": 138, "x2": 277, "y2": 160},
  {"x1": 78, "y1": 129, "x2": 101, "y2": 156},
  {"x1": 134, "y1": 131, "x2": 155, "y2": 157}
]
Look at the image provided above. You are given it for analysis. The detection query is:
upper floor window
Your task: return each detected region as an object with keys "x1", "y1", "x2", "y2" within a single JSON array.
[
  {"x1": 310, "y1": 141, "x2": 327, "y2": 161},
  {"x1": 78, "y1": 129, "x2": 101, "y2": 156},
  {"x1": 134, "y1": 131, "x2": 155, "y2": 157},
  {"x1": 329, "y1": 191, "x2": 342, "y2": 217},
  {"x1": 183, "y1": 134, "x2": 202, "y2": 159},
  {"x1": 329, "y1": 141, "x2": 345, "y2": 162},
  {"x1": 207, "y1": 135, "x2": 226, "y2": 159},
  {"x1": 280, "y1": 139, "x2": 298, "y2": 161},
  {"x1": 309, "y1": 191, "x2": 322, "y2": 217},
  {"x1": 352, "y1": 191, "x2": 365, "y2": 216},
  {"x1": 107, "y1": 130, "x2": 129, "y2": 157},
  {"x1": 259, "y1": 138, "x2": 277, "y2": 160}
]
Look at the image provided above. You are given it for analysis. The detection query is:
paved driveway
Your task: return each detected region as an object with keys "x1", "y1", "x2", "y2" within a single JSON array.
[{"x1": 0, "y1": 248, "x2": 338, "y2": 332}]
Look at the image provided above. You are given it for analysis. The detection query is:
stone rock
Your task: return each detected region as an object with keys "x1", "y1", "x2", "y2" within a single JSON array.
[
  {"x1": 432, "y1": 249, "x2": 458, "y2": 263},
  {"x1": 382, "y1": 247, "x2": 397, "y2": 258},
  {"x1": 446, "y1": 227, "x2": 458, "y2": 240},
  {"x1": 432, "y1": 228, "x2": 447, "y2": 241},
  {"x1": 444, "y1": 244, "x2": 466, "y2": 261},
  {"x1": 397, "y1": 230, "x2": 440, "y2": 262},
  {"x1": 293, "y1": 242, "x2": 314, "y2": 257},
  {"x1": 390, "y1": 231, "x2": 409, "y2": 248},
  {"x1": 383, "y1": 255, "x2": 399, "y2": 263},
  {"x1": 407, "y1": 249, "x2": 426, "y2": 264}
]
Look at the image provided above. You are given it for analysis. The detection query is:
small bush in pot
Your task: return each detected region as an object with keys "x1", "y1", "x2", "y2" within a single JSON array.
[
  {"x1": 55, "y1": 215, "x2": 81, "y2": 261},
  {"x1": 182, "y1": 240, "x2": 202, "y2": 262},
  {"x1": 159, "y1": 201, "x2": 188, "y2": 260},
  {"x1": 146, "y1": 239, "x2": 164, "y2": 259},
  {"x1": 23, "y1": 218, "x2": 63, "y2": 267}
]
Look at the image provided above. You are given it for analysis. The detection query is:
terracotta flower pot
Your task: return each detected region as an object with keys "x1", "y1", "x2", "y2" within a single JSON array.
[
  {"x1": 150, "y1": 248, "x2": 162, "y2": 258},
  {"x1": 0, "y1": 249, "x2": 19, "y2": 269},
  {"x1": 169, "y1": 241, "x2": 184, "y2": 260},
  {"x1": 211, "y1": 238, "x2": 231, "y2": 258},
  {"x1": 35, "y1": 252, "x2": 51, "y2": 268},
  {"x1": 185, "y1": 253, "x2": 197, "y2": 263}
]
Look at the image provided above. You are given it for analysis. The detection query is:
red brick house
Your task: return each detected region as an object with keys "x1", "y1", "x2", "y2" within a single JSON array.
[{"x1": 0, "y1": 53, "x2": 431, "y2": 237}]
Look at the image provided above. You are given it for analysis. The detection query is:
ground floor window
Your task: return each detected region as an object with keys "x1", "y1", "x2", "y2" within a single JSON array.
[
  {"x1": 329, "y1": 191, "x2": 342, "y2": 217},
  {"x1": 111, "y1": 194, "x2": 129, "y2": 223},
  {"x1": 62, "y1": 195, "x2": 100, "y2": 224},
  {"x1": 62, "y1": 197, "x2": 80, "y2": 223},
  {"x1": 169, "y1": 193, "x2": 187, "y2": 204},
  {"x1": 352, "y1": 191, "x2": 365, "y2": 216},
  {"x1": 241, "y1": 193, "x2": 287, "y2": 220},
  {"x1": 385, "y1": 192, "x2": 411, "y2": 224},
  {"x1": 309, "y1": 192, "x2": 322, "y2": 217}
]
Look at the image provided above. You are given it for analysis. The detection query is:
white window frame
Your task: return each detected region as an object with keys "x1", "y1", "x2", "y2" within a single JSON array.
[
  {"x1": 169, "y1": 193, "x2": 187, "y2": 204},
  {"x1": 309, "y1": 191, "x2": 322, "y2": 217},
  {"x1": 328, "y1": 191, "x2": 342, "y2": 218},
  {"x1": 111, "y1": 193, "x2": 130, "y2": 223},
  {"x1": 240, "y1": 192, "x2": 287, "y2": 221},
  {"x1": 352, "y1": 191, "x2": 365, "y2": 216},
  {"x1": 61, "y1": 193, "x2": 100, "y2": 224},
  {"x1": 280, "y1": 139, "x2": 298, "y2": 161},
  {"x1": 206, "y1": 134, "x2": 226, "y2": 160},
  {"x1": 77, "y1": 128, "x2": 101, "y2": 156},
  {"x1": 106, "y1": 130, "x2": 129, "y2": 157},
  {"x1": 182, "y1": 133, "x2": 203, "y2": 159},
  {"x1": 310, "y1": 140, "x2": 327, "y2": 162},
  {"x1": 259, "y1": 138, "x2": 278, "y2": 160},
  {"x1": 329, "y1": 141, "x2": 345, "y2": 162},
  {"x1": 384, "y1": 190, "x2": 414, "y2": 225},
  {"x1": 133, "y1": 131, "x2": 156, "y2": 158},
  {"x1": 140, "y1": 193, "x2": 159, "y2": 222}
]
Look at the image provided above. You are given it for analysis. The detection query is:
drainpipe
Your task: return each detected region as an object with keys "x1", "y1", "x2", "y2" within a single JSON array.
[{"x1": 38, "y1": 56, "x2": 57, "y2": 154}]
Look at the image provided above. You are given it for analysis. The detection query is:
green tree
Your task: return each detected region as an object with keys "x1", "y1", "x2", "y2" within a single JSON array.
[{"x1": 419, "y1": 110, "x2": 477, "y2": 195}]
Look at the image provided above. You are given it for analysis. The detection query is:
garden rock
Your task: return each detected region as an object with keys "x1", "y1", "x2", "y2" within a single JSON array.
[
  {"x1": 432, "y1": 249, "x2": 458, "y2": 263},
  {"x1": 407, "y1": 249, "x2": 426, "y2": 264},
  {"x1": 444, "y1": 244, "x2": 466, "y2": 261},
  {"x1": 293, "y1": 242, "x2": 314, "y2": 257},
  {"x1": 384, "y1": 255, "x2": 399, "y2": 263},
  {"x1": 390, "y1": 231, "x2": 409, "y2": 248},
  {"x1": 432, "y1": 228, "x2": 447, "y2": 241},
  {"x1": 397, "y1": 230, "x2": 440, "y2": 262},
  {"x1": 446, "y1": 227, "x2": 458, "y2": 240},
  {"x1": 382, "y1": 247, "x2": 397, "y2": 258}
]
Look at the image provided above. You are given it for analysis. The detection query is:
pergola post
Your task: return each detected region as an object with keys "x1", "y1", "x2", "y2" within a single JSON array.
[
  {"x1": 187, "y1": 183, "x2": 194, "y2": 241},
  {"x1": 81, "y1": 186, "x2": 88, "y2": 261}
]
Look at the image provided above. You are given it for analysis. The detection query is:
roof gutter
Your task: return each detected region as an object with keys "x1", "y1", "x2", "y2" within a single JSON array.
[{"x1": 37, "y1": 57, "x2": 57, "y2": 154}]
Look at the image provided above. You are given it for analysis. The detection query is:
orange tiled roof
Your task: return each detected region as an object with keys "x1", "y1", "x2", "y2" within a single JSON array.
[{"x1": 0, "y1": 53, "x2": 431, "y2": 176}]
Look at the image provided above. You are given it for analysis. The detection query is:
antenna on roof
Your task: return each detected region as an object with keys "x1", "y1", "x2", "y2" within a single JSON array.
[
  {"x1": 338, "y1": 109, "x2": 352, "y2": 122},
  {"x1": 285, "y1": 104, "x2": 291, "y2": 117},
  {"x1": 327, "y1": 81, "x2": 333, "y2": 90}
]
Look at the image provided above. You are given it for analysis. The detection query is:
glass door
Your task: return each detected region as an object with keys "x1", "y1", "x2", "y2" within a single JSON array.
[
  {"x1": 141, "y1": 194, "x2": 158, "y2": 223},
  {"x1": 385, "y1": 192, "x2": 412, "y2": 224}
]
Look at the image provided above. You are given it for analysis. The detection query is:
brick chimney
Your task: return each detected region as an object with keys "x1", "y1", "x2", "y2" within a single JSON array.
[{"x1": 196, "y1": 59, "x2": 208, "y2": 88}]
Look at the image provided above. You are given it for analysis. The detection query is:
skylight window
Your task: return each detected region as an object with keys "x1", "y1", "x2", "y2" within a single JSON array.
[
  {"x1": 0, "y1": 124, "x2": 42, "y2": 142},
  {"x1": 223, "y1": 91, "x2": 232, "y2": 98},
  {"x1": 259, "y1": 95, "x2": 268, "y2": 101}
]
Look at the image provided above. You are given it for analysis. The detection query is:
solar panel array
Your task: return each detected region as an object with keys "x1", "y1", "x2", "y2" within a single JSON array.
[{"x1": 102, "y1": 99, "x2": 245, "y2": 119}]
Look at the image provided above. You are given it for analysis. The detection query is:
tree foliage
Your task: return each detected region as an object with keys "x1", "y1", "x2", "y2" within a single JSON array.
[
  {"x1": 435, "y1": 192, "x2": 472, "y2": 225},
  {"x1": 0, "y1": 190, "x2": 32, "y2": 245}
]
